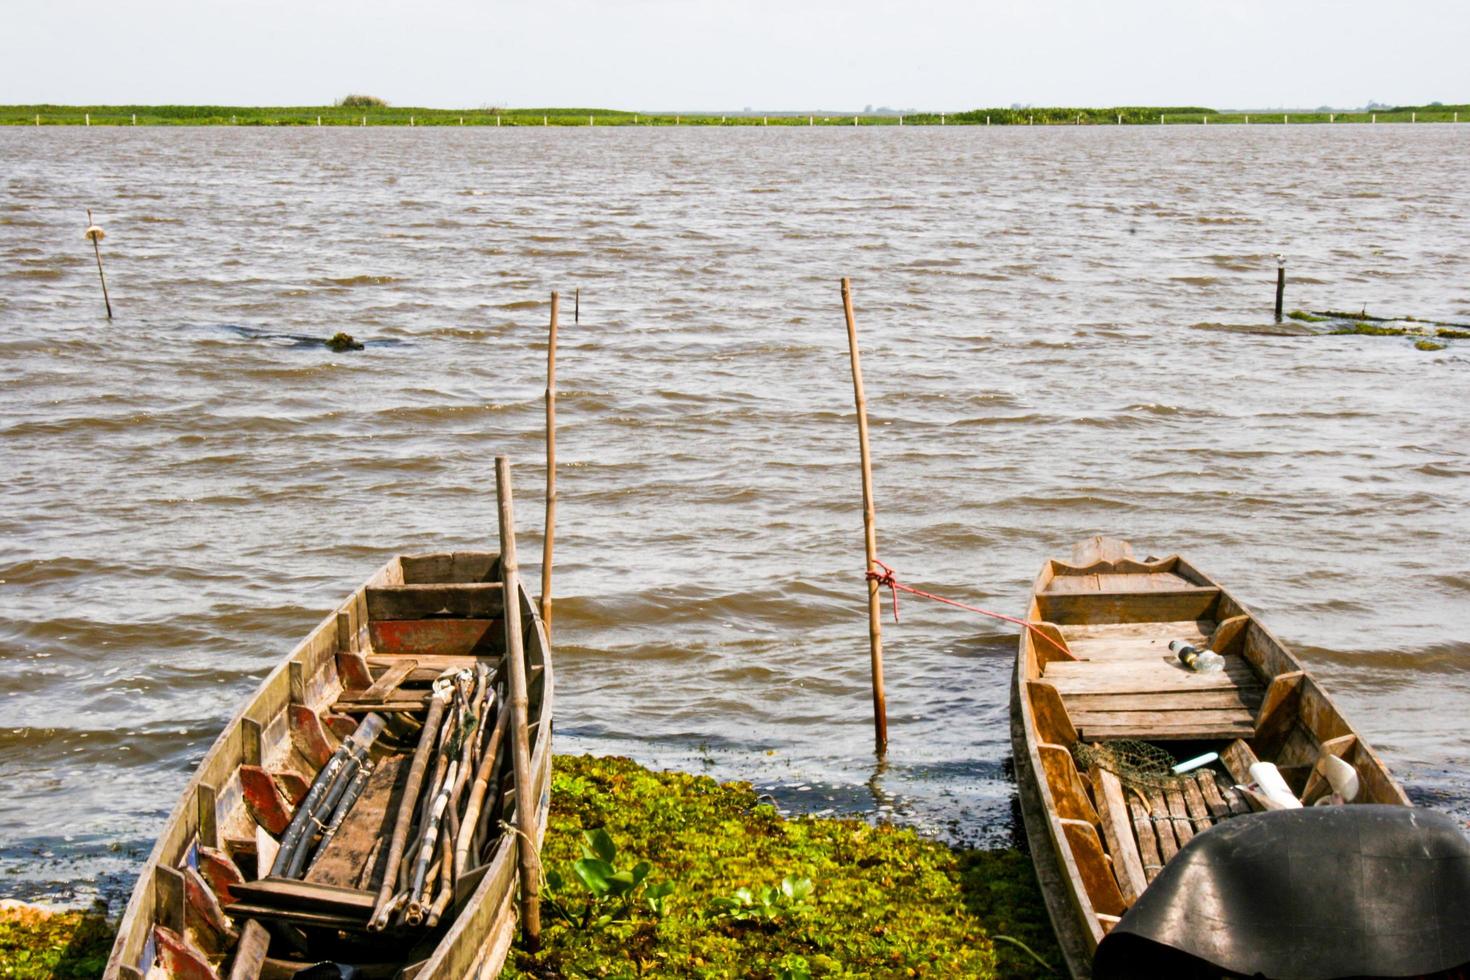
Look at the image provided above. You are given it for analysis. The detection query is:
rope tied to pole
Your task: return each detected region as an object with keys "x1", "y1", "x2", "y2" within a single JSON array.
[{"x1": 864, "y1": 559, "x2": 1072, "y2": 660}]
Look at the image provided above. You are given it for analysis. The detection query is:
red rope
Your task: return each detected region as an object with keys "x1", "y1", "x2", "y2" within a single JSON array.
[{"x1": 865, "y1": 559, "x2": 1072, "y2": 660}]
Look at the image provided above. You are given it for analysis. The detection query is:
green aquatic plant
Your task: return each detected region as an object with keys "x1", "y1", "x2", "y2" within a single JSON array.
[
  {"x1": 0, "y1": 904, "x2": 113, "y2": 979},
  {"x1": 544, "y1": 827, "x2": 670, "y2": 929},
  {"x1": 1415, "y1": 339, "x2": 1447, "y2": 351},
  {"x1": 707, "y1": 875, "x2": 814, "y2": 923},
  {"x1": 1436, "y1": 328, "x2": 1470, "y2": 339},
  {"x1": 1287, "y1": 310, "x2": 1328, "y2": 323},
  {"x1": 505, "y1": 754, "x2": 1005, "y2": 978},
  {"x1": 325, "y1": 331, "x2": 364, "y2": 351},
  {"x1": 1329, "y1": 322, "x2": 1407, "y2": 336}
]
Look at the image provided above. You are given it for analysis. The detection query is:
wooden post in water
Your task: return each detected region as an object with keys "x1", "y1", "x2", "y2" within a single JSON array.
[
  {"x1": 541, "y1": 293, "x2": 559, "y2": 635},
  {"x1": 84, "y1": 210, "x2": 112, "y2": 320},
  {"x1": 496, "y1": 456, "x2": 541, "y2": 949},
  {"x1": 1274, "y1": 255, "x2": 1286, "y2": 323},
  {"x1": 840, "y1": 278, "x2": 888, "y2": 755},
  {"x1": 574, "y1": 287, "x2": 579, "y2": 324}
]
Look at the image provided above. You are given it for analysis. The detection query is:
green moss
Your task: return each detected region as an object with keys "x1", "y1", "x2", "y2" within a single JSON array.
[
  {"x1": 1286, "y1": 310, "x2": 1328, "y2": 323},
  {"x1": 1415, "y1": 339, "x2": 1446, "y2": 351},
  {"x1": 507, "y1": 755, "x2": 1015, "y2": 978},
  {"x1": 1329, "y1": 322, "x2": 1407, "y2": 336},
  {"x1": 0, "y1": 906, "x2": 115, "y2": 979},
  {"x1": 1436, "y1": 328, "x2": 1470, "y2": 339}
]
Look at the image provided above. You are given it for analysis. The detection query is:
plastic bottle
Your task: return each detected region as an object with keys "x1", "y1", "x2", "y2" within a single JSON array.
[{"x1": 1169, "y1": 640, "x2": 1224, "y2": 673}]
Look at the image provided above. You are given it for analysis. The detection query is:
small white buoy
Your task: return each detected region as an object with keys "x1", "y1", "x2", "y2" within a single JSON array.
[
  {"x1": 84, "y1": 223, "x2": 105, "y2": 243},
  {"x1": 1321, "y1": 755, "x2": 1360, "y2": 802}
]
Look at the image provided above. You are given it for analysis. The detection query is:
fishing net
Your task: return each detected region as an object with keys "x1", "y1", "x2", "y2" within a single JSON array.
[{"x1": 1073, "y1": 739, "x2": 1185, "y2": 788}]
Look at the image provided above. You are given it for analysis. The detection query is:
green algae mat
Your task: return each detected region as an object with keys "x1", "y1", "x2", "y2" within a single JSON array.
[
  {"x1": 0, "y1": 755, "x2": 1059, "y2": 979},
  {"x1": 507, "y1": 755, "x2": 1059, "y2": 979}
]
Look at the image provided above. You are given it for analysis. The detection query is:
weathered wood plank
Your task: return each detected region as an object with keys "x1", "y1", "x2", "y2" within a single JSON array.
[
  {"x1": 305, "y1": 756, "x2": 408, "y2": 889},
  {"x1": 1162, "y1": 784, "x2": 1194, "y2": 846},
  {"x1": 368, "y1": 618, "x2": 502, "y2": 657},
  {"x1": 366, "y1": 583, "x2": 505, "y2": 621},
  {"x1": 1059, "y1": 818, "x2": 1127, "y2": 917},
  {"x1": 1089, "y1": 768, "x2": 1147, "y2": 906},
  {"x1": 399, "y1": 552, "x2": 498, "y2": 585},
  {"x1": 1125, "y1": 792, "x2": 1164, "y2": 883},
  {"x1": 229, "y1": 878, "x2": 376, "y2": 916},
  {"x1": 1180, "y1": 778, "x2": 1213, "y2": 834},
  {"x1": 225, "y1": 920, "x2": 270, "y2": 980},
  {"x1": 1143, "y1": 786, "x2": 1178, "y2": 863},
  {"x1": 1044, "y1": 658, "x2": 1259, "y2": 694},
  {"x1": 352, "y1": 660, "x2": 417, "y2": 704},
  {"x1": 239, "y1": 766, "x2": 292, "y2": 837},
  {"x1": 1059, "y1": 620, "x2": 1214, "y2": 642},
  {"x1": 1038, "y1": 743, "x2": 1100, "y2": 825},
  {"x1": 1194, "y1": 771, "x2": 1232, "y2": 820},
  {"x1": 1037, "y1": 588, "x2": 1220, "y2": 626},
  {"x1": 1071, "y1": 536, "x2": 1133, "y2": 565},
  {"x1": 1064, "y1": 688, "x2": 1262, "y2": 712},
  {"x1": 1027, "y1": 680, "x2": 1078, "y2": 745},
  {"x1": 1081, "y1": 723, "x2": 1255, "y2": 742},
  {"x1": 1219, "y1": 739, "x2": 1261, "y2": 784}
]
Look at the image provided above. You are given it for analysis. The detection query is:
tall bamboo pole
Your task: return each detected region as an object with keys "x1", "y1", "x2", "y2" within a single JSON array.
[
  {"x1": 841, "y1": 278, "x2": 888, "y2": 754},
  {"x1": 495, "y1": 456, "x2": 541, "y2": 949},
  {"x1": 541, "y1": 292, "x2": 559, "y2": 635}
]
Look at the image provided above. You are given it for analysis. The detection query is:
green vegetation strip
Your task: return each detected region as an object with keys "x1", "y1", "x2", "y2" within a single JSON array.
[
  {"x1": 0, "y1": 904, "x2": 112, "y2": 979},
  {"x1": 3, "y1": 103, "x2": 1465, "y2": 126},
  {"x1": 0, "y1": 755, "x2": 1059, "y2": 979},
  {"x1": 509, "y1": 754, "x2": 1058, "y2": 979}
]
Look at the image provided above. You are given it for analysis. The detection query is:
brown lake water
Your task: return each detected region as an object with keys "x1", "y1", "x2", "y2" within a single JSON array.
[{"x1": 2, "y1": 125, "x2": 1468, "y2": 907}]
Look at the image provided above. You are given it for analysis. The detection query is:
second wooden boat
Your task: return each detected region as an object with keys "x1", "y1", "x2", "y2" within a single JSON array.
[
  {"x1": 1013, "y1": 536, "x2": 1470, "y2": 979},
  {"x1": 103, "y1": 548, "x2": 553, "y2": 980}
]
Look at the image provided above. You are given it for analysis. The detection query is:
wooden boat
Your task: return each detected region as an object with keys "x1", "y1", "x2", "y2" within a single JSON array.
[
  {"x1": 104, "y1": 549, "x2": 553, "y2": 980},
  {"x1": 1012, "y1": 536, "x2": 1419, "y2": 979}
]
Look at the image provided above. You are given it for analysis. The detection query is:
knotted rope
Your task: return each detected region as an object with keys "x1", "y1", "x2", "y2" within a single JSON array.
[{"x1": 865, "y1": 559, "x2": 1072, "y2": 660}]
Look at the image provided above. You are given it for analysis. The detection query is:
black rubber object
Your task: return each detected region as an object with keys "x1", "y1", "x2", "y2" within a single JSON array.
[{"x1": 1094, "y1": 805, "x2": 1470, "y2": 979}]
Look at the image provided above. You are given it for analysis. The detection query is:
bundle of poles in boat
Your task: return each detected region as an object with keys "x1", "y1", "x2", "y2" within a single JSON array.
[{"x1": 367, "y1": 663, "x2": 510, "y2": 931}]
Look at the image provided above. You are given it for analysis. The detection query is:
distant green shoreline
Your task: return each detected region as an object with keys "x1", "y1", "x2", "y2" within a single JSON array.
[{"x1": 3, "y1": 103, "x2": 1466, "y2": 127}]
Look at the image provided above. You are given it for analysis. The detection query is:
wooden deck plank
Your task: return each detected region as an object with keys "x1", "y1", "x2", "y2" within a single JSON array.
[
  {"x1": 1163, "y1": 785, "x2": 1195, "y2": 846},
  {"x1": 1180, "y1": 778, "x2": 1214, "y2": 834},
  {"x1": 1037, "y1": 588, "x2": 1221, "y2": 626},
  {"x1": 366, "y1": 583, "x2": 505, "y2": 621},
  {"x1": 1126, "y1": 792, "x2": 1164, "y2": 883},
  {"x1": 1059, "y1": 620, "x2": 1215, "y2": 642},
  {"x1": 1043, "y1": 658, "x2": 1259, "y2": 694},
  {"x1": 1064, "y1": 688, "x2": 1262, "y2": 712},
  {"x1": 1079, "y1": 722, "x2": 1256, "y2": 741},
  {"x1": 1144, "y1": 787, "x2": 1179, "y2": 861},
  {"x1": 305, "y1": 756, "x2": 408, "y2": 889},
  {"x1": 1046, "y1": 574, "x2": 1100, "y2": 594},
  {"x1": 1089, "y1": 768, "x2": 1148, "y2": 906},
  {"x1": 1195, "y1": 771, "x2": 1232, "y2": 820}
]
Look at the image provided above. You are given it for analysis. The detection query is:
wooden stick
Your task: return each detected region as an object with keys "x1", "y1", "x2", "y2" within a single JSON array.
[
  {"x1": 541, "y1": 292, "x2": 559, "y2": 636},
  {"x1": 841, "y1": 278, "x2": 888, "y2": 754},
  {"x1": 85, "y1": 210, "x2": 112, "y2": 320},
  {"x1": 1274, "y1": 255, "x2": 1286, "y2": 323},
  {"x1": 369, "y1": 692, "x2": 447, "y2": 930},
  {"x1": 496, "y1": 455, "x2": 542, "y2": 949}
]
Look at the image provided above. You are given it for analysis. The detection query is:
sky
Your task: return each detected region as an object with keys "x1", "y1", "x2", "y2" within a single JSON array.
[{"x1": 1, "y1": 0, "x2": 1464, "y2": 111}]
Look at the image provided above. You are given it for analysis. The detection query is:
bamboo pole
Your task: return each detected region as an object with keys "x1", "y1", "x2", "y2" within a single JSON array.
[
  {"x1": 541, "y1": 292, "x2": 559, "y2": 634},
  {"x1": 369, "y1": 690, "x2": 448, "y2": 930},
  {"x1": 841, "y1": 278, "x2": 888, "y2": 754},
  {"x1": 84, "y1": 210, "x2": 112, "y2": 320},
  {"x1": 496, "y1": 456, "x2": 541, "y2": 949}
]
